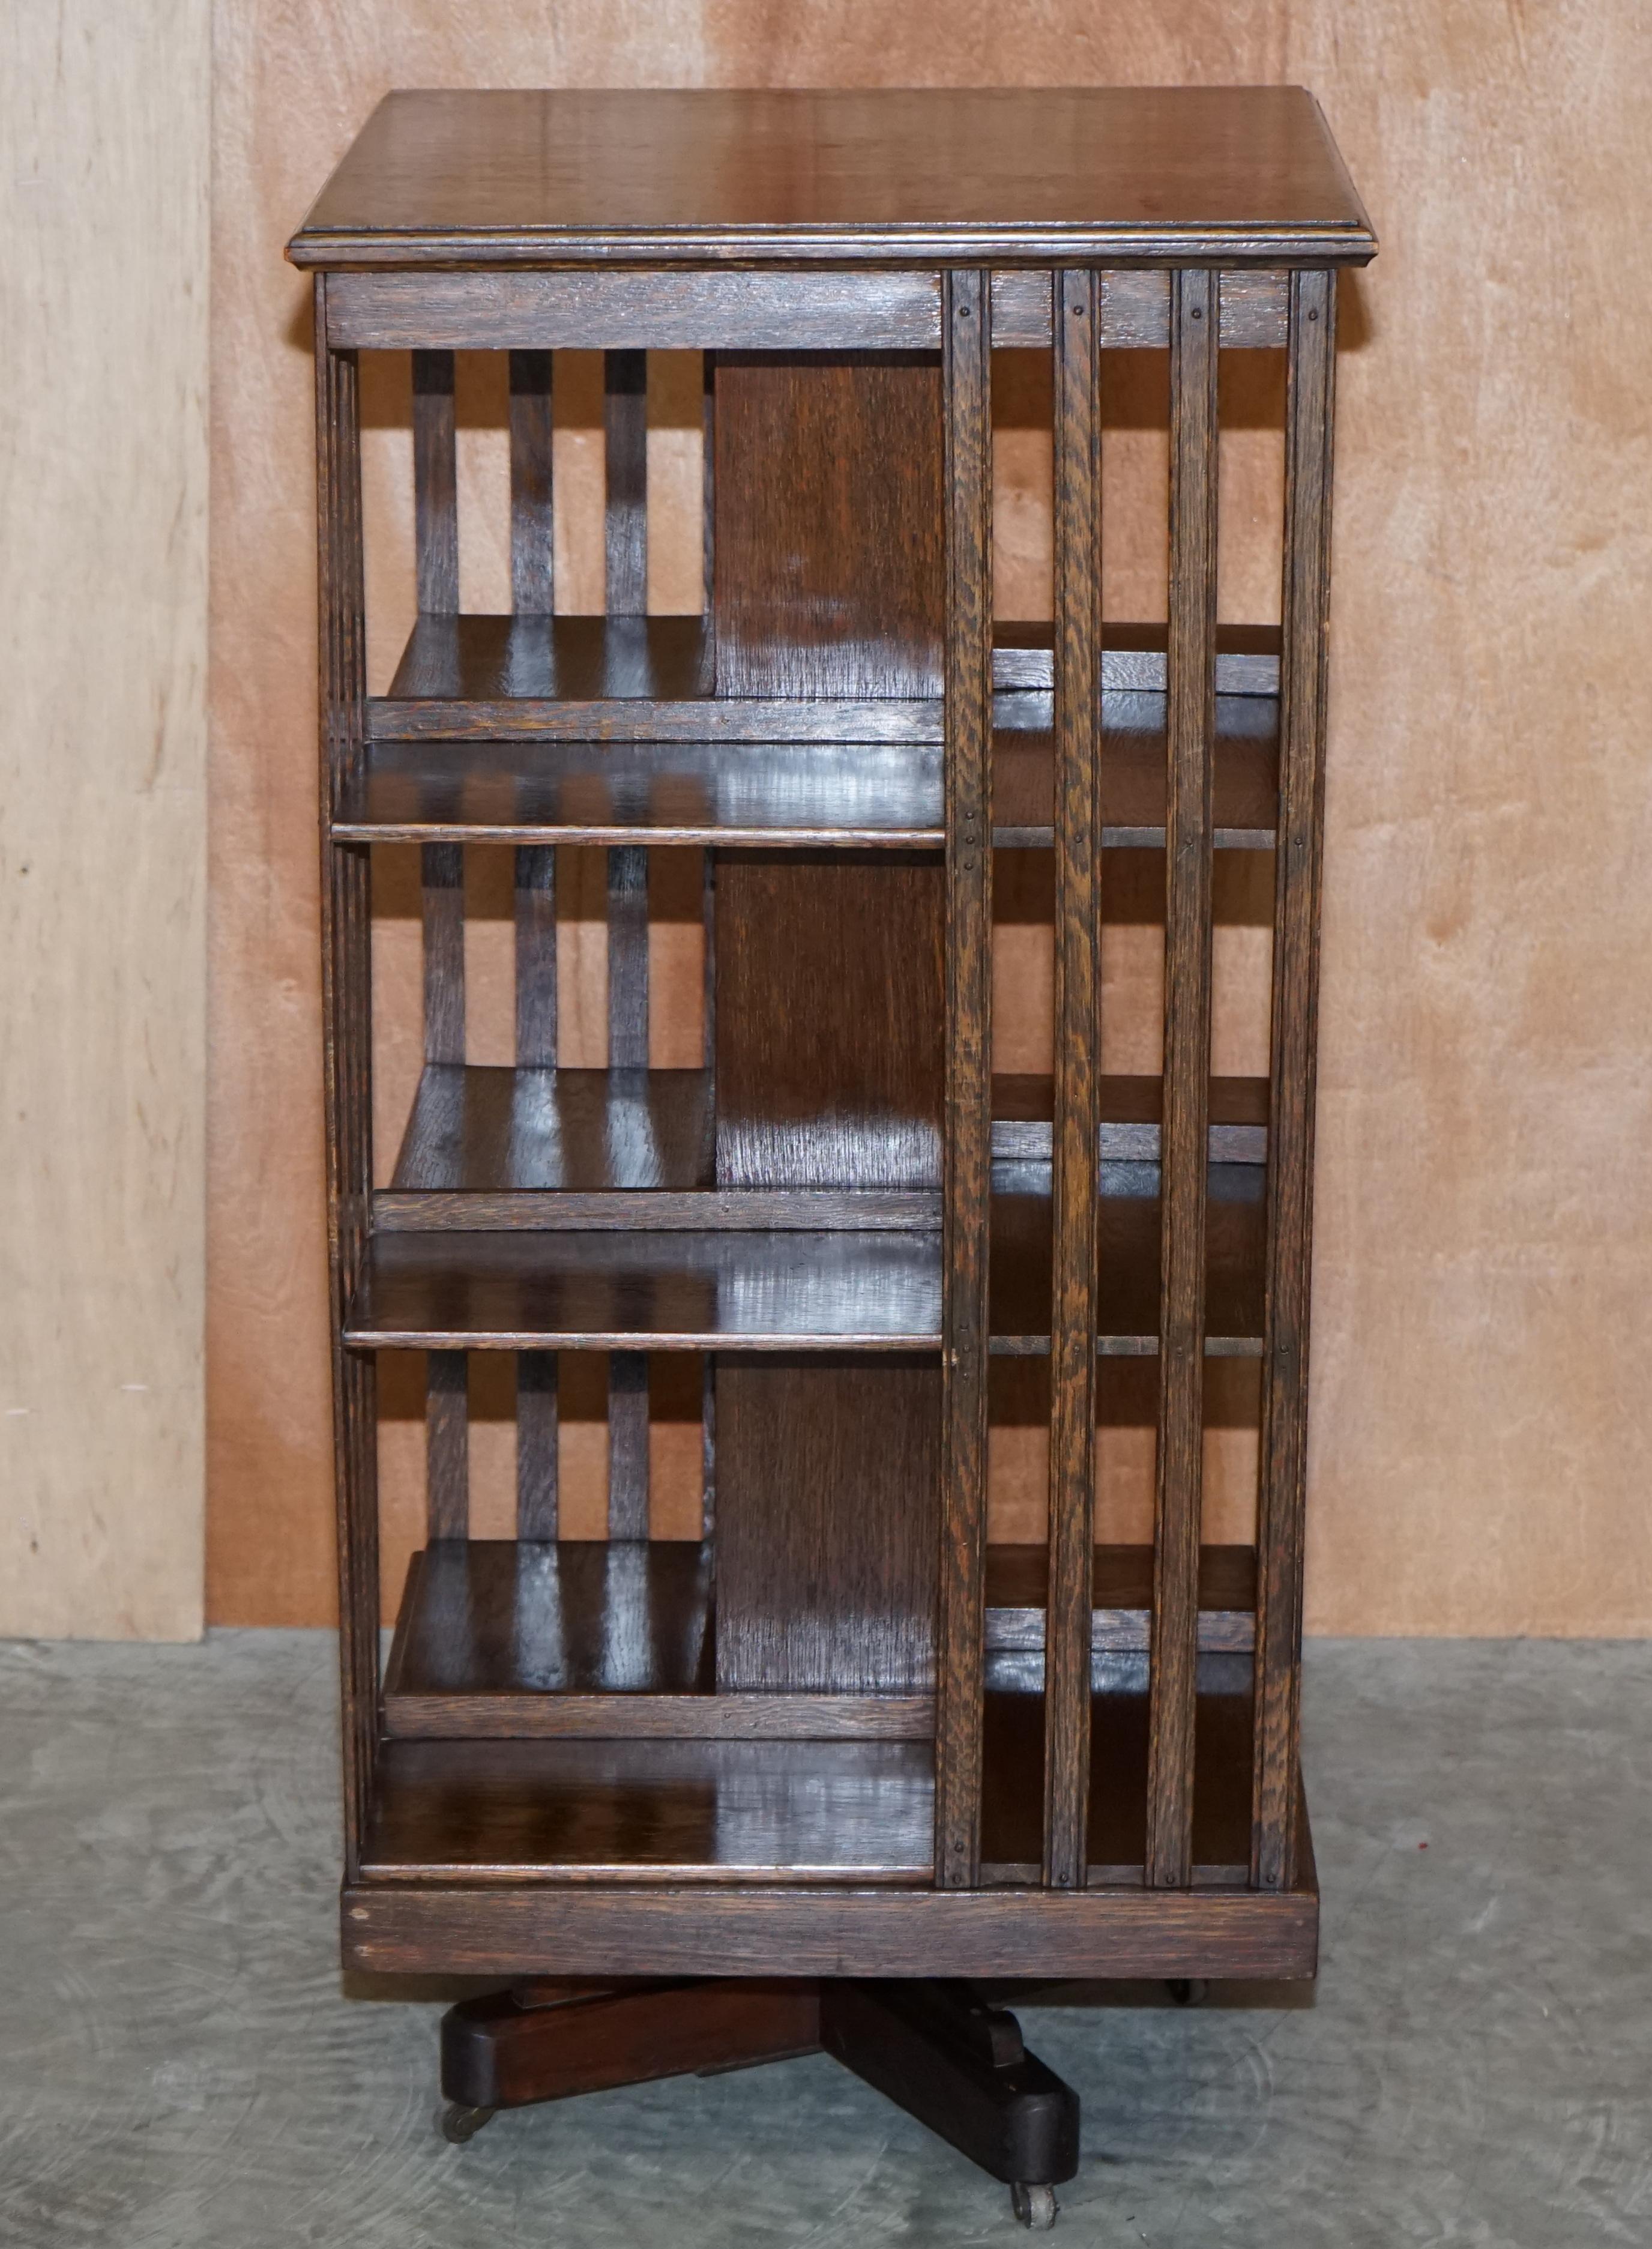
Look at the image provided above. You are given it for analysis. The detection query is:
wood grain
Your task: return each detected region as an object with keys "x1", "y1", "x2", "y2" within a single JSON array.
[
  {"x1": 933, "y1": 268, "x2": 994, "y2": 1888},
  {"x1": 1253, "y1": 269, "x2": 1336, "y2": 1891},
  {"x1": 1147, "y1": 268, "x2": 1220, "y2": 1891},
  {"x1": 0, "y1": 0, "x2": 208, "y2": 1640},
  {"x1": 1043, "y1": 267, "x2": 1102, "y2": 1889}
]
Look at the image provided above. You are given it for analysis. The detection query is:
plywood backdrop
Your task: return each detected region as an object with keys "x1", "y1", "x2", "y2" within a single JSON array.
[
  {"x1": 1, "y1": 1, "x2": 209, "y2": 1640},
  {"x1": 208, "y1": 4, "x2": 1652, "y2": 1636}
]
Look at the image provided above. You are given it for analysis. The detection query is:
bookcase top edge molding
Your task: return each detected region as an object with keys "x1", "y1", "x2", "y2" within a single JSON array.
[{"x1": 287, "y1": 85, "x2": 1377, "y2": 273}]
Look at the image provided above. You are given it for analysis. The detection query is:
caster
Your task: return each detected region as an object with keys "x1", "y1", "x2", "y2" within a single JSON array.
[
  {"x1": 1166, "y1": 1978, "x2": 1208, "y2": 2008},
  {"x1": 1011, "y1": 2181, "x2": 1059, "y2": 2230},
  {"x1": 439, "y1": 2101, "x2": 496, "y2": 2145}
]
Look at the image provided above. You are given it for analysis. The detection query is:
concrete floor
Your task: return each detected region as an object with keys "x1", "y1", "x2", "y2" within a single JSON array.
[{"x1": 0, "y1": 1635, "x2": 1647, "y2": 2248}]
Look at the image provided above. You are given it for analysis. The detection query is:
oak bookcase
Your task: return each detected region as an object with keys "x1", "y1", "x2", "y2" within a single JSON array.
[{"x1": 288, "y1": 87, "x2": 1375, "y2": 2224}]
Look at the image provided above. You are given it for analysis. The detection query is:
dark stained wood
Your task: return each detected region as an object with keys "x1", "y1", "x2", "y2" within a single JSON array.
[
  {"x1": 606, "y1": 847, "x2": 649, "y2": 1067},
  {"x1": 411, "y1": 349, "x2": 457, "y2": 614},
  {"x1": 425, "y1": 1350, "x2": 469, "y2": 1540},
  {"x1": 606, "y1": 1350, "x2": 650, "y2": 1539},
  {"x1": 441, "y1": 1981, "x2": 823, "y2": 2113},
  {"x1": 712, "y1": 352, "x2": 943, "y2": 699},
  {"x1": 351, "y1": 1177, "x2": 1264, "y2": 1354},
  {"x1": 933, "y1": 268, "x2": 993, "y2": 1890},
  {"x1": 983, "y1": 1545, "x2": 1257, "y2": 1656},
  {"x1": 389, "y1": 1064, "x2": 714, "y2": 1194},
  {"x1": 714, "y1": 854, "x2": 943, "y2": 1189},
  {"x1": 1043, "y1": 267, "x2": 1102, "y2": 1892},
  {"x1": 1254, "y1": 267, "x2": 1337, "y2": 1893},
  {"x1": 345, "y1": 1875, "x2": 1320, "y2": 1981},
  {"x1": 995, "y1": 621, "x2": 1280, "y2": 696},
  {"x1": 315, "y1": 278, "x2": 378, "y2": 1882},
  {"x1": 983, "y1": 1686, "x2": 1259, "y2": 1885},
  {"x1": 508, "y1": 349, "x2": 554, "y2": 613},
  {"x1": 1147, "y1": 268, "x2": 1221, "y2": 1894},
  {"x1": 604, "y1": 349, "x2": 648, "y2": 617},
  {"x1": 420, "y1": 842, "x2": 465, "y2": 1064},
  {"x1": 515, "y1": 1351, "x2": 558, "y2": 1538},
  {"x1": 362, "y1": 1736, "x2": 938, "y2": 1882},
  {"x1": 334, "y1": 704, "x2": 1277, "y2": 850},
  {"x1": 325, "y1": 266, "x2": 1294, "y2": 352},
  {"x1": 377, "y1": 1188, "x2": 944, "y2": 1233},
  {"x1": 821, "y1": 1981, "x2": 1079, "y2": 2191},
  {"x1": 380, "y1": 1063, "x2": 1266, "y2": 1207},
  {"x1": 289, "y1": 88, "x2": 1376, "y2": 271},
  {"x1": 714, "y1": 1357, "x2": 940, "y2": 1695},
  {"x1": 343, "y1": 1227, "x2": 946, "y2": 1351},
  {"x1": 512, "y1": 845, "x2": 556, "y2": 1064}
]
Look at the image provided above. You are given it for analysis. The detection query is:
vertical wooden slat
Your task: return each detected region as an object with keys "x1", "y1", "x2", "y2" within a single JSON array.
[
  {"x1": 607, "y1": 1353, "x2": 651, "y2": 1539},
  {"x1": 421, "y1": 842, "x2": 465, "y2": 1065},
  {"x1": 1253, "y1": 267, "x2": 1337, "y2": 1891},
  {"x1": 1146, "y1": 267, "x2": 1220, "y2": 1892},
  {"x1": 1043, "y1": 267, "x2": 1103, "y2": 1891},
  {"x1": 607, "y1": 847, "x2": 650, "y2": 1069},
  {"x1": 933, "y1": 268, "x2": 993, "y2": 1890},
  {"x1": 604, "y1": 348, "x2": 651, "y2": 1543},
  {"x1": 701, "y1": 350, "x2": 716, "y2": 617},
  {"x1": 604, "y1": 348, "x2": 648, "y2": 616},
  {"x1": 411, "y1": 349, "x2": 457, "y2": 614},
  {"x1": 508, "y1": 348, "x2": 554, "y2": 613},
  {"x1": 426, "y1": 1350, "x2": 469, "y2": 1541},
  {"x1": 514, "y1": 845, "x2": 557, "y2": 1067},
  {"x1": 516, "y1": 1351, "x2": 559, "y2": 1539},
  {"x1": 316, "y1": 278, "x2": 378, "y2": 1883}
]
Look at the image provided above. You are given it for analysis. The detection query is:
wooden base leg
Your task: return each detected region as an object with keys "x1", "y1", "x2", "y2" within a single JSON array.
[
  {"x1": 820, "y1": 1981, "x2": 1079, "y2": 2227},
  {"x1": 439, "y1": 1977, "x2": 822, "y2": 2130}
]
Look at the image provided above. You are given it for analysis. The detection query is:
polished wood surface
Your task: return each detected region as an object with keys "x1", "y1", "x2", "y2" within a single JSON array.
[
  {"x1": 318, "y1": 262, "x2": 1295, "y2": 352},
  {"x1": 300, "y1": 85, "x2": 1363, "y2": 2003},
  {"x1": 713, "y1": 353, "x2": 942, "y2": 698},
  {"x1": 288, "y1": 88, "x2": 1375, "y2": 268},
  {"x1": 362, "y1": 1735, "x2": 938, "y2": 1882},
  {"x1": 343, "y1": 1871, "x2": 1320, "y2": 1981},
  {"x1": 715, "y1": 1358, "x2": 940, "y2": 1694},
  {"x1": 714, "y1": 854, "x2": 944, "y2": 1189}
]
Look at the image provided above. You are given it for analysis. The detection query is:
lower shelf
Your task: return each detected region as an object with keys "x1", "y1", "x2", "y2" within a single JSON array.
[{"x1": 381, "y1": 1539, "x2": 1258, "y2": 1741}]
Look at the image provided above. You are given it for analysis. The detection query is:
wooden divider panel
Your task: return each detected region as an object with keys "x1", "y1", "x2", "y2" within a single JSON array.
[
  {"x1": 1146, "y1": 270, "x2": 1220, "y2": 1891},
  {"x1": 708, "y1": 336, "x2": 950, "y2": 1709}
]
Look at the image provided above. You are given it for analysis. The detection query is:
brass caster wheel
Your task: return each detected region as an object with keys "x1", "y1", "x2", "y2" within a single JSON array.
[
  {"x1": 1011, "y1": 2181, "x2": 1059, "y2": 2230},
  {"x1": 439, "y1": 2101, "x2": 496, "y2": 2145},
  {"x1": 1166, "y1": 1978, "x2": 1209, "y2": 2008}
]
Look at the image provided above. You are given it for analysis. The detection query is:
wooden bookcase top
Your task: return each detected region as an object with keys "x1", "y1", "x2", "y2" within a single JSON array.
[{"x1": 288, "y1": 86, "x2": 1376, "y2": 270}]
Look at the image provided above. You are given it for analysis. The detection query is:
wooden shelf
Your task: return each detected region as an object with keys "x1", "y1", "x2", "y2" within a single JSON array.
[
  {"x1": 382, "y1": 1538, "x2": 1257, "y2": 1742},
  {"x1": 361, "y1": 1734, "x2": 939, "y2": 1883},
  {"x1": 373, "y1": 1065, "x2": 1268, "y2": 1232},
  {"x1": 361, "y1": 1683, "x2": 1262, "y2": 1886},
  {"x1": 336, "y1": 705, "x2": 1274, "y2": 848},
  {"x1": 346, "y1": 1173, "x2": 1263, "y2": 1353}
]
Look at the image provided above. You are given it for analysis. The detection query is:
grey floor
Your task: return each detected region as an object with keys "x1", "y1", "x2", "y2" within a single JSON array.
[{"x1": 1, "y1": 1636, "x2": 1647, "y2": 2248}]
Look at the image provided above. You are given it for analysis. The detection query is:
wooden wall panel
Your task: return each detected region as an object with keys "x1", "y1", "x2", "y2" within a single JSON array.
[
  {"x1": 207, "y1": 2, "x2": 1652, "y2": 1637},
  {"x1": 1, "y1": 0, "x2": 210, "y2": 1640}
]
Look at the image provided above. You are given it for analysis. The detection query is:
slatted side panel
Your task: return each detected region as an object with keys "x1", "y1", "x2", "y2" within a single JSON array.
[
  {"x1": 1252, "y1": 268, "x2": 1337, "y2": 1890},
  {"x1": 317, "y1": 279, "x2": 379, "y2": 1883},
  {"x1": 933, "y1": 269, "x2": 994, "y2": 1889},
  {"x1": 1146, "y1": 268, "x2": 1220, "y2": 1892},
  {"x1": 1043, "y1": 268, "x2": 1103, "y2": 1889}
]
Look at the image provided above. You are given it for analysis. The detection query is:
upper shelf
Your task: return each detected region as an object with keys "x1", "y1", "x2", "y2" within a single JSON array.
[
  {"x1": 342, "y1": 618, "x2": 1280, "y2": 848},
  {"x1": 288, "y1": 88, "x2": 1376, "y2": 272},
  {"x1": 363, "y1": 615, "x2": 1279, "y2": 752}
]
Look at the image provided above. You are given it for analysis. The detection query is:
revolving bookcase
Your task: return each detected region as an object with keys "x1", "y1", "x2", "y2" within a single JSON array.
[{"x1": 288, "y1": 87, "x2": 1375, "y2": 2224}]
